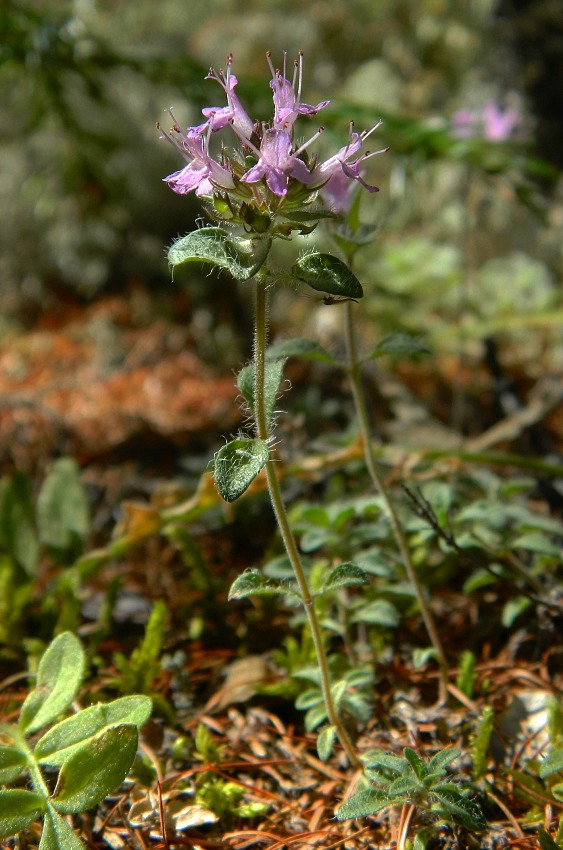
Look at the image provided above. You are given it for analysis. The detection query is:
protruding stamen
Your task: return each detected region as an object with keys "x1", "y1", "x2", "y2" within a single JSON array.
[
  {"x1": 294, "y1": 126, "x2": 324, "y2": 156},
  {"x1": 266, "y1": 50, "x2": 276, "y2": 79},
  {"x1": 360, "y1": 119, "x2": 383, "y2": 142},
  {"x1": 297, "y1": 51, "x2": 304, "y2": 102}
]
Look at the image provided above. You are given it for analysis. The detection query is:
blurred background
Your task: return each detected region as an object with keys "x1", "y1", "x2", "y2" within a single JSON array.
[{"x1": 1, "y1": 0, "x2": 562, "y2": 471}]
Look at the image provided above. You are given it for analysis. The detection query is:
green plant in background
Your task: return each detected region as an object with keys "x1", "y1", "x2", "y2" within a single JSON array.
[
  {"x1": 0, "y1": 632, "x2": 152, "y2": 849},
  {"x1": 190, "y1": 724, "x2": 269, "y2": 826},
  {"x1": 337, "y1": 747, "x2": 486, "y2": 850},
  {"x1": 0, "y1": 460, "x2": 90, "y2": 648}
]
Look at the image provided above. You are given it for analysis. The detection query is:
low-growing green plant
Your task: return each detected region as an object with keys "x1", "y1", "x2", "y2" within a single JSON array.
[
  {"x1": 337, "y1": 747, "x2": 486, "y2": 849},
  {"x1": 0, "y1": 631, "x2": 152, "y2": 849},
  {"x1": 0, "y1": 460, "x2": 90, "y2": 646}
]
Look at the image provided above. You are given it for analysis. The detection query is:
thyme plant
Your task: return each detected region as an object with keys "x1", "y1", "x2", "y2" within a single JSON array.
[{"x1": 161, "y1": 51, "x2": 386, "y2": 767}]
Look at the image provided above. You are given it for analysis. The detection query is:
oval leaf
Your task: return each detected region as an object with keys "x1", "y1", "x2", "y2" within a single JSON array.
[
  {"x1": 37, "y1": 459, "x2": 89, "y2": 563},
  {"x1": 35, "y1": 695, "x2": 152, "y2": 767},
  {"x1": 214, "y1": 438, "x2": 269, "y2": 503},
  {"x1": 237, "y1": 359, "x2": 286, "y2": 422},
  {"x1": 336, "y1": 789, "x2": 392, "y2": 820},
  {"x1": 19, "y1": 632, "x2": 85, "y2": 735},
  {"x1": 52, "y1": 725, "x2": 138, "y2": 814},
  {"x1": 168, "y1": 228, "x2": 270, "y2": 281},
  {"x1": 228, "y1": 569, "x2": 295, "y2": 600},
  {"x1": 292, "y1": 253, "x2": 363, "y2": 299},
  {"x1": 0, "y1": 745, "x2": 27, "y2": 784},
  {"x1": 41, "y1": 805, "x2": 86, "y2": 850},
  {"x1": 317, "y1": 725, "x2": 337, "y2": 762},
  {"x1": 0, "y1": 789, "x2": 44, "y2": 839},
  {"x1": 266, "y1": 338, "x2": 334, "y2": 363},
  {"x1": 320, "y1": 563, "x2": 369, "y2": 594},
  {"x1": 367, "y1": 333, "x2": 430, "y2": 361}
]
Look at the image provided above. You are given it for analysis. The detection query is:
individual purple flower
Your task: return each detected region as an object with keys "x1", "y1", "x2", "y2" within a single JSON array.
[
  {"x1": 267, "y1": 51, "x2": 329, "y2": 131},
  {"x1": 313, "y1": 120, "x2": 386, "y2": 193},
  {"x1": 240, "y1": 127, "x2": 320, "y2": 197},
  {"x1": 159, "y1": 113, "x2": 234, "y2": 197},
  {"x1": 450, "y1": 102, "x2": 520, "y2": 142},
  {"x1": 204, "y1": 55, "x2": 255, "y2": 140},
  {"x1": 482, "y1": 103, "x2": 519, "y2": 141}
]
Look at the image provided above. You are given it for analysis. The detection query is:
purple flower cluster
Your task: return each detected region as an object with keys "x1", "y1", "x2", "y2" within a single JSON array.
[{"x1": 159, "y1": 52, "x2": 386, "y2": 222}]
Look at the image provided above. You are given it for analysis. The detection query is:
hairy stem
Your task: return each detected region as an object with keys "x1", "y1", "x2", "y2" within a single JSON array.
[
  {"x1": 254, "y1": 273, "x2": 361, "y2": 769},
  {"x1": 343, "y1": 300, "x2": 450, "y2": 704}
]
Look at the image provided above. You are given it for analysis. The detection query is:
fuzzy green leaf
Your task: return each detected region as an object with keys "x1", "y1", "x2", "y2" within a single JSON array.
[
  {"x1": 317, "y1": 725, "x2": 337, "y2": 762},
  {"x1": 228, "y1": 570, "x2": 296, "y2": 601},
  {"x1": 319, "y1": 563, "x2": 370, "y2": 594},
  {"x1": 37, "y1": 459, "x2": 89, "y2": 564},
  {"x1": 237, "y1": 359, "x2": 286, "y2": 422},
  {"x1": 336, "y1": 789, "x2": 393, "y2": 820},
  {"x1": 403, "y1": 748, "x2": 428, "y2": 780},
  {"x1": 266, "y1": 338, "x2": 334, "y2": 363},
  {"x1": 431, "y1": 786, "x2": 486, "y2": 831},
  {"x1": 214, "y1": 438, "x2": 269, "y2": 502},
  {"x1": 168, "y1": 228, "x2": 270, "y2": 281},
  {"x1": 0, "y1": 744, "x2": 27, "y2": 783},
  {"x1": 52, "y1": 725, "x2": 138, "y2": 814},
  {"x1": 367, "y1": 333, "x2": 430, "y2": 361},
  {"x1": 0, "y1": 789, "x2": 45, "y2": 838},
  {"x1": 292, "y1": 253, "x2": 363, "y2": 299},
  {"x1": 35, "y1": 695, "x2": 152, "y2": 767},
  {"x1": 427, "y1": 747, "x2": 461, "y2": 774},
  {"x1": 19, "y1": 632, "x2": 85, "y2": 735},
  {"x1": 40, "y1": 805, "x2": 86, "y2": 850}
]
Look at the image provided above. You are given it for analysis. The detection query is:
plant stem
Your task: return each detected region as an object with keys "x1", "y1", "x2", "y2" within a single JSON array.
[
  {"x1": 253, "y1": 272, "x2": 361, "y2": 769},
  {"x1": 343, "y1": 300, "x2": 450, "y2": 704}
]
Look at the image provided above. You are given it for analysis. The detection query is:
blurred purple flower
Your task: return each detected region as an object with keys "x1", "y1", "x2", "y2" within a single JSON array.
[{"x1": 451, "y1": 102, "x2": 520, "y2": 142}]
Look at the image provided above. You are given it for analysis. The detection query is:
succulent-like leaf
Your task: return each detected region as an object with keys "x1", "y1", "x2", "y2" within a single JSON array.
[
  {"x1": 266, "y1": 337, "x2": 334, "y2": 363},
  {"x1": 228, "y1": 570, "x2": 297, "y2": 601},
  {"x1": 292, "y1": 253, "x2": 363, "y2": 299},
  {"x1": 0, "y1": 789, "x2": 44, "y2": 839},
  {"x1": 35, "y1": 695, "x2": 152, "y2": 767},
  {"x1": 0, "y1": 745, "x2": 27, "y2": 783},
  {"x1": 168, "y1": 228, "x2": 270, "y2": 281},
  {"x1": 317, "y1": 725, "x2": 337, "y2": 762},
  {"x1": 237, "y1": 359, "x2": 286, "y2": 422},
  {"x1": 19, "y1": 632, "x2": 85, "y2": 735},
  {"x1": 213, "y1": 438, "x2": 269, "y2": 502},
  {"x1": 319, "y1": 563, "x2": 369, "y2": 594},
  {"x1": 40, "y1": 805, "x2": 85, "y2": 850},
  {"x1": 336, "y1": 789, "x2": 393, "y2": 820},
  {"x1": 52, "y1": 725, "x2": 138, "y2": 814}
]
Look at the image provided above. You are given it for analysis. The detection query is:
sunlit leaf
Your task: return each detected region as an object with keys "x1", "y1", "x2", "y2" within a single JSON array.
[
  {"x1": 52, "y1": 725, "x2": 138, "y2": 814},
  {"x1": 336, "y1": 789, "x2": 393, "y2": 820},
  {"x1": 0, "y1": 789, "x2": 44, "y2": 839},
  {"x1": 0, "y1": 745, "x2": 27, "y2": 783},
  {"x1": 317, "y1": 725, "x2": 336, "y2": 762},
  {"x1": 35, "y1": 695, "x2": 152, "y2": 767},
  {"x1": 40, "y1": 804, "x2": 85, "y2": 850},
  {"x1": 19, "y1": 632, "x2": 85, "y2": 735},
  {"x1": 228, "y1": 570, "x2": 297, "y2": 600}
]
